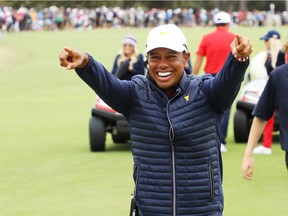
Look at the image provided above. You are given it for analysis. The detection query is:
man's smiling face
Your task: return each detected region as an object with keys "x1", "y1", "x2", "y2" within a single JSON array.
[{"x1": 147, "y1": 48, "x2": 190, "y2": 91}]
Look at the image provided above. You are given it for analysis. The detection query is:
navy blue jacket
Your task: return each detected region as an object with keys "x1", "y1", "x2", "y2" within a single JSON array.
[{"x1": 76, "y1": 53, "x2": 249, "y2": 216}]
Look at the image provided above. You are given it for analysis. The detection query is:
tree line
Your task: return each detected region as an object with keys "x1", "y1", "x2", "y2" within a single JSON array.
[{"x1": 0, "y1": 1, "x2": 287, "y2": 12}]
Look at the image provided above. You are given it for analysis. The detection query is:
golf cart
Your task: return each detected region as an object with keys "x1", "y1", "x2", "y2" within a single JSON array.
[
  {"x1": 89, "y1": 97, "x2": 130, "y2": 151},
  {"x1": 234, "y1": 79, "x2": 265, "y2": 142},
  {"x1": 233, "y1": 51, "x2": 279, "y2": 143}
]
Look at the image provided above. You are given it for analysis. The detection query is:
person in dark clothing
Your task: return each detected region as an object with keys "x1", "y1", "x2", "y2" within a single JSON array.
[
  {"x1": 111, "y1": 34, "x2": 145, "y2": 80},
  {"x1": 242, "y1": 63, "x2": 288, "y2": 180},
  {"x1": 276, "y1": 38, "x2": 288, "y2": 66},
  {"x1": 59, "y1": 24, "x2": 252, "y2": 216},
  {"x1": 260, "y1": 30, "x2": 281, "y2": 76},
  {"x1": 253, "y1": 30, "x2": 282, "y2": 155}
]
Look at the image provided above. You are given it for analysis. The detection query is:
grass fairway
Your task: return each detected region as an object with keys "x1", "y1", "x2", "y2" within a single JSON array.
[{"x1": 0, "y1": 26, "x2": 287, "y2": 216}]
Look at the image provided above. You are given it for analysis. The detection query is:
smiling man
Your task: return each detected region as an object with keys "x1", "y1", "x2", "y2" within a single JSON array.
[{"x1": 59, "y1": 24, "x2": 252, "y2": 216}]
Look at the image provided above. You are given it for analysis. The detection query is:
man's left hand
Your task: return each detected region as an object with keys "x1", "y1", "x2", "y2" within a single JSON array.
[{"x1": 231, "y1": 34, "x2": 253, "y2": 60}]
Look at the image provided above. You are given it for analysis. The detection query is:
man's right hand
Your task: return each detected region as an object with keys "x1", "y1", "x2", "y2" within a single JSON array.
[
  {"x1": 59, "y1": 47, "x2": 89, "y2": 70},
  {"x1": 242, "y1": 154, "x2": 254, "y2": 180}
]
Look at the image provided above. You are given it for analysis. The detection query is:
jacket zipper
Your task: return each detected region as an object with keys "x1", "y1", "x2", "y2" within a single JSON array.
[
  {"x1": 166, "y1": 89, "x2": 180, "y2": 216},
  {"x1": 209, "y1": 162, "x2": 215, "y2": 201},
  {"x1": 134, "y1": 162, "x2": 140, "y2": 197},
  {"x1": 149, "y1": 80, "x2": 180, "y2": 216},
  {"x1": 131, "y1": 162, "x2": 140, "y2": 216},
  {"x1": 170, "y1": 142, "x2": 176, "y2": 216}
]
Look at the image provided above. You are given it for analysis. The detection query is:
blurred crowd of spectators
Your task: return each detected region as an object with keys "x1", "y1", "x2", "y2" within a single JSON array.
[{"x1": 0, "y1": 5, "x2": 287, "y2": 32}]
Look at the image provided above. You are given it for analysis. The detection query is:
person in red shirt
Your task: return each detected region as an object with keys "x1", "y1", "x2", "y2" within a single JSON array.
[
  {"x1": 193, "y1": 11, "x2": 235, "y2": 153},
  {"x1": 193, "y1": 11, "x2": 235, "y2": 76}
]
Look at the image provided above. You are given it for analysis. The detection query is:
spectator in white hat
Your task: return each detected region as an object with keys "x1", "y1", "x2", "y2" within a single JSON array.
[
  {"x1": 111, "y1": 34, "x2": 145, "y2": 80},
  {"x1": 193, "y1": 11, "x2": 235, "y2": 153},
  {"x1": 59, "y1": 24, "x2": 252, "y2": 216}
]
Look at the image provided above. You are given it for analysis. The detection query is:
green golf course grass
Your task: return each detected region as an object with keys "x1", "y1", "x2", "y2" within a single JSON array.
[{"x1": 0, "y1": 26, "x2": 287, "y2": 216}]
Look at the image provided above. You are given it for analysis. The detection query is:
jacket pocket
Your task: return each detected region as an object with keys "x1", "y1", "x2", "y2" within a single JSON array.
[
  {"x1": 209, "y1": 162, "x2": 215, "y2": 201},
  {"x1": 133, "y1": 161, "x2": 141, "y2": 197}
]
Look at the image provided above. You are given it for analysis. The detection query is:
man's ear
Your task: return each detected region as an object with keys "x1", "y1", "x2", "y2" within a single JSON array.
[
  {"x1": 146, "y1": 54, "x2": 149, "y2": 63},
  {"x1": 183, "y1": 52, "x2": 190, "y2": 65}
]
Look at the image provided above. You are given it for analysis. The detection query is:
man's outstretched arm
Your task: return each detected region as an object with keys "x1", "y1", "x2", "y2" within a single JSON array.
[
  {"x1": 202, "y1": 35, "x2": 253, "y2": 112},
  {"x1": 59, "y1": 47, "x2": 133, "y2": 115}
]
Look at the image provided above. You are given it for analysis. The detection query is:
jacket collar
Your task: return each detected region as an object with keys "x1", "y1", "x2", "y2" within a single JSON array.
[{"x1": 178, "y1": 72, "x2": 190, "y2": 93}]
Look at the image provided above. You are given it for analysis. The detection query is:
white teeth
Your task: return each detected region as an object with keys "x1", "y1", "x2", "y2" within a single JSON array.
[{"x1": 157, "y1": 72, "x2": 172, "y2": 77}]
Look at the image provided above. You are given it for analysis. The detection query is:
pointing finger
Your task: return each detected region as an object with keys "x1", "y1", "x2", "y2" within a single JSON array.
[
  {"x1": 64, "y1": 47, "x2": 74, "y2": 55},
  {"x1": 59, "y1": 50, "x2": 70, "y2": 67},
  {"x1": 236, "y1": 35, "x2": 246, "y2": 52},
  {"x1": 235, "y1": 34, "x2": 242, "y2": 45}
]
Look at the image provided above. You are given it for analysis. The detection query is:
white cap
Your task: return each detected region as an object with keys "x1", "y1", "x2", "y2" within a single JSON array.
[
  {"x1": 144, "y1": 24, "x2": 188, "y2": 54},
  {"x1": 122, "y1": 34, "x2": 137, "y2": 47},
  {"x1": 214, "y1": 11, "x2": 231, "y2": 24}
]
